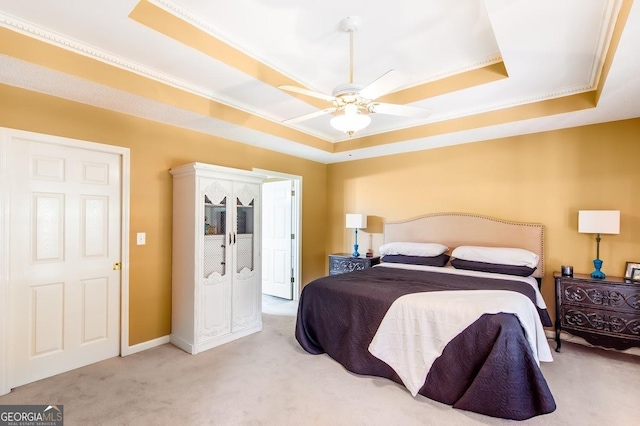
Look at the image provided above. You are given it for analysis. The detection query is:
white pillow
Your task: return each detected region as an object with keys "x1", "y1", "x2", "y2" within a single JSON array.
[
  {"x1": 379, "y1": 242, "x2": 448, "y2": 257},
  {"x1": 451, "y1": 246, "x2": 539, "y2": 268}
]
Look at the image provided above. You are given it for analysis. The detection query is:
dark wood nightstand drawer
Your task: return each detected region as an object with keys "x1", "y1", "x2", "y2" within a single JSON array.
[
  {"x1": 559, "y1": 305, "x2": 640, "y2": 341},
  {"x1": 329, "y1": 254, "x2": 380, "y2": 276},
  {"x1": 559, "y1": 281, "x2": 640, "y2": 315}
]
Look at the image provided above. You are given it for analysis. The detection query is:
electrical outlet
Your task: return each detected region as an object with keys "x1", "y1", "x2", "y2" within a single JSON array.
[{"x1": 136, "y1": 232, "x2": 146, "y2": 245}]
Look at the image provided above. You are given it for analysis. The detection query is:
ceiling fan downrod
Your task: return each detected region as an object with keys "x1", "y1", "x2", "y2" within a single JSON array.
[{"x1": 339, "y1": 16, "x2": 360, "y2": 85}]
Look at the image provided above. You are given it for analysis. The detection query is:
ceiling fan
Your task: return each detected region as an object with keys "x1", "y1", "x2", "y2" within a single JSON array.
[{"x1": 279, "y1": 17, "x2": 432, "y2": 137}]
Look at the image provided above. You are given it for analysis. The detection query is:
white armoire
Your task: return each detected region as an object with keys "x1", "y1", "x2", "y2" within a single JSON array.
[{"x1": 170, "y1": 162, "x2": 263, "y2": 354}]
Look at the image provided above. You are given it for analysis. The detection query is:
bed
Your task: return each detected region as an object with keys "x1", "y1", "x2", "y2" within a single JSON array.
[{"x1": 295, "y1": 213, "x2": 556, "y2": 420}]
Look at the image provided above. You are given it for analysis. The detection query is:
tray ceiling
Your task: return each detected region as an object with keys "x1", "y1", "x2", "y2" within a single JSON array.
[{"x1": 0, "y1": 0, "x2": 639, "y2": 163}]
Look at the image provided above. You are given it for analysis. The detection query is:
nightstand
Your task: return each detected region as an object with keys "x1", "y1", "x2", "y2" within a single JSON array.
[
  {"x1": 328, "y1": 253, "x2": 381, "y2": 276},
  {"x1": 554, "y1": 272, "x2": 640, "y2": 352}
]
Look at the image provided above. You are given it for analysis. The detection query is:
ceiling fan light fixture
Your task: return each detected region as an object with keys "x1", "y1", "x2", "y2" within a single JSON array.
[
  {"x1": 330, "y1": 110, "x2": 371, "y2": 137},
  {"x1": 280, "y1": 17, "x2": 430, "y2": 130}
]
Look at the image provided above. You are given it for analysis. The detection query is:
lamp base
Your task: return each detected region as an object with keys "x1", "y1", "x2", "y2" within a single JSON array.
[
  {"x1": 590, "y1": 258, "x2": 606, "y2": 279},
  {"x1": 352, "y1": 244, "x2": 360, "y2": 258}
]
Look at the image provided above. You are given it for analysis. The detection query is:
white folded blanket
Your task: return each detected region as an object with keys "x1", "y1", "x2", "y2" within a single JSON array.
[{"x1": 368, "y1": 290, "x2": 553, "y2": 397}]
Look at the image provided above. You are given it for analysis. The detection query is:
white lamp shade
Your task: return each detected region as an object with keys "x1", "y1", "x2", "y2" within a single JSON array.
[
  {"x1": 346, "y1": 213, "x2": 367, "y2": 229},
  {"x1": 330, "y1": 113, "x2": 371, "y2": 135},
  {"x1": 578, "y1": 210, "x2": 620, "y2": 234}
]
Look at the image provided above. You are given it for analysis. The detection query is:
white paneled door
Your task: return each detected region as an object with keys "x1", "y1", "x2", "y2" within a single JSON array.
[
  {"x1": 261, "y1": 180, "x2": 292, "y2": 300},
  {"x1": 7, "y1": 138, "x2": 121, "y2": 388}
]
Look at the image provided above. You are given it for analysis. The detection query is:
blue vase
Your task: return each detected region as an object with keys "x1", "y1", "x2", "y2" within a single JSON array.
[{"x1": 590, "y1": 258, "x2": 605, "y2": 279}]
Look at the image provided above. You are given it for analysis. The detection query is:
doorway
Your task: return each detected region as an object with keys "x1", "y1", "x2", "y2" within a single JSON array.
[
  {"x1": 0, "y1": 128, "x2": 130, "y2": 395},
  {"x1": 253, "y1": 169, "x2": 301, "y2": 302}
]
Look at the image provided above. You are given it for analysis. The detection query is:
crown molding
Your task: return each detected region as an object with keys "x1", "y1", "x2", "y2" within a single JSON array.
[
  {"x1": 151, "y1": 1, "x2": 509, "y2": 95},
  {"x1": 134, "y1": 2, "x2": 596, "y2": 139},
  {"x1": 149, "y1": 0, "x2": 319, "y2": 91},
  {"x1": 426, "y1": 83, "x2": 595, "y2": 124},
  {"x1": 0, "y1": 2, "x2": 616, "y2": 145},
  {"x1": 400, "y1": 54, "x2": 504, "y2": 92},
  {"x1": 0, "y1": 11, "x2": 300, "y2": 129},
  {"x1": 588, "y1": 0, "x2": 622, "y2": 88},
  {"x1": 337, "y1": 82, "x2": 595, "y2": 143}
]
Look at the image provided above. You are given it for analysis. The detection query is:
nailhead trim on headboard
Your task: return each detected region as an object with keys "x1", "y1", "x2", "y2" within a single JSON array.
[{"x1": 383, "y1": 212, "x2": 545, "y2": 278}]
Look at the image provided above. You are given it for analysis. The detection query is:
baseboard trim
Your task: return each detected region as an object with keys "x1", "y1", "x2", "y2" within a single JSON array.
[
  {"x1": 545, "y1": 329, "x2": 640, "y2": 356},
  {"x1": 169, "y1": 334, "x2": 195, "y2": 354},
  {"x1": 170, "y1": 323, "x2": 263, "y2": 355},
  {"x1": 124, "y1": 335, "x2": 170, "y2": 356},
  {"x1": 195, "y1": 324, "x2": 263, "y2": 354}
]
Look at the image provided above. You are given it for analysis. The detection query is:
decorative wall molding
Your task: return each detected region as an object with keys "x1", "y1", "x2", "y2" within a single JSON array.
[
  {"x1": 150, "y1": 0, "x2": 315, "y2": 90},
  {"x1": 0, "y1": 11, "x2": 271, "y2": 121},
  {"x1": 0, "y1": 0, "x2": 624, "y2": 148},
  {"x1": 150, "y1": 0, "x2": 615, "y2": 96},
  {"x1": 419, "y1": 83, "x2": 596, "y2": 124},
  {"x1": 151, "y1": 1, "x2": 507, "y2": 93},
  {"x1": 588, "y1": 0, "x2": 623, "y2": 88},
  {"x1": 0, "y1": 8, "x2": 603, "y2": 135}
]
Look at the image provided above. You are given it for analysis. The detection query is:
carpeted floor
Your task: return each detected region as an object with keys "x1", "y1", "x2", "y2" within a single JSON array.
[
  {"x1": 261, "y1": 294, "x2": 299, "y2": 317},
  {"x1": 1, "y1": 301, "x2": 639, "y2": 425}
]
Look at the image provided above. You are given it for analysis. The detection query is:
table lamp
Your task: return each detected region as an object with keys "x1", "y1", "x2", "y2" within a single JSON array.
[
  {"x1": 346, "y1": 213, "x2": 367, "y2": 257},
  {"x1": 578, "y1": 210, "x2": 620, "y2": 279}
]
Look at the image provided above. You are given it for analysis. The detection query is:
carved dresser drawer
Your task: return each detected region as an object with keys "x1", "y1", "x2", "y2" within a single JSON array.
[
  {"x1": 554, "y1": 272, "x2": 640, "y2": 351},
  {"x1": 328, "y1": 253, "x2": 380, "y2": 276}
]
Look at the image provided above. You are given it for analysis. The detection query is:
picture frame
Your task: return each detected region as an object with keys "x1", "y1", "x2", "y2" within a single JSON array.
[
  {"x1": 632, "y1": 268, "x2": 640, "y2": 282},
  {"x1": 625, "y1": 261, "x2": 640, "y2": 279}
]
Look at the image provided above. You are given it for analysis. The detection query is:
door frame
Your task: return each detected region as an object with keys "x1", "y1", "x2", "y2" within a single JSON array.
[
  {"x1": 0, "y1": 128, "x2": 131, "y2": 395},
  {"x1": 253, "y1": 168, "x2": 302, "y2": 301}
]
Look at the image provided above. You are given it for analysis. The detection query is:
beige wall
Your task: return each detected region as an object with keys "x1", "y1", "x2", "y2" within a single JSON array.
[
  {"x1": 327, "y1": 118, "x2": 640, "y2": 320},
  {"x1": 3, "y1": 80, "x2": 640, "y2": 343},
  {"x1": 0, "y1": 84, "x2": 328, "y2": 345}
]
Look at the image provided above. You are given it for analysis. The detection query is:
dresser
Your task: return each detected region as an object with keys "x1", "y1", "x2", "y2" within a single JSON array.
[
  {"x1": 328, "y1": 253, "x2": 380, "y2": 275},
  {"x1": 554, "y1": 272, "x2": 640, "y2": 352}
]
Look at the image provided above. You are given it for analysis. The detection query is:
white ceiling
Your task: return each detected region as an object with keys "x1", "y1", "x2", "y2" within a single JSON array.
[{"x1": 0, "y1": 0, "x2": 639, "y2": 163}]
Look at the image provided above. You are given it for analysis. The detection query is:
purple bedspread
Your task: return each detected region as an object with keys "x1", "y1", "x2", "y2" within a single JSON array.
[{"x1": 295, "y1": 266, "x2": 556, "y2": 420}]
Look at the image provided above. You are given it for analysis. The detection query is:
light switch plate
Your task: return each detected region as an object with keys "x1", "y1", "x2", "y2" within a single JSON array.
[{"x1": 136, "y1": 232, "x2": 146, "y2": 245}]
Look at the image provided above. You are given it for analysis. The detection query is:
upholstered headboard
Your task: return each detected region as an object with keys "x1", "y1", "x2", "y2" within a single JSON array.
[{"x1": 383, "y1": 213, "x2": 544, "y2": 278}]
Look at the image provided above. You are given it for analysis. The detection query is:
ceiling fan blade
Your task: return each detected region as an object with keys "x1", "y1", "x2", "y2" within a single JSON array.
[
  {"x1": 278, "y1": 85, "x2": 337, "y2": 102},
  {"x1": 358, "y1": 70, "x2": 408, "y2": 101},
  {"x1": 283, "y1": 107, "x2": 338, "y2": 124},
  {"x1": 369, "y1": 102, "x2": 432, "y2": 118}
]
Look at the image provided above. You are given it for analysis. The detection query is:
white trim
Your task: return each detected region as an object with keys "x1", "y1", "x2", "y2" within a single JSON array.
[
  {"x1": 0, "y1": 129, "x2": 10, "y2": 396},
  {"x1": 171, "y1": 323, "x2": 263, "y2": 355},
  {"x1": 169, "y1": 335, "x2": 194, "y2": 354},
  {"x1": 293, "y1": 178, "x2": 302, "y2": 301},
  {"x1": 0, "y1": 128, "x2": 131, "y2": 394},
  {"x1": 127, "y1": 335, "x2": 170, "y2": 355},
  {"x1": 119, "y1": 148, "x2": 132, "y2": 356},
  {"x1": 253, "y1": 168, "x2": 303, "y2": 301},
  {"x1": 0, "y1": 12, "x2": 250, "y2": 116},
  {"x1": 0, "y1": 6, "x2": 620, "y2": 146}
]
